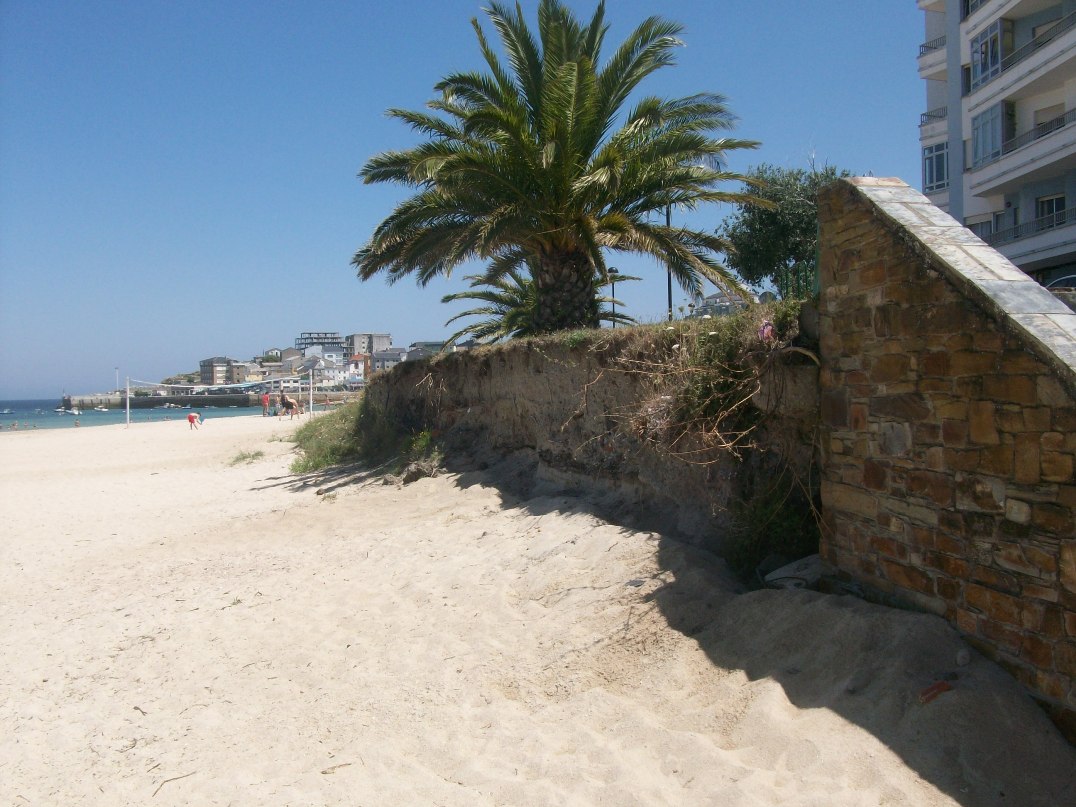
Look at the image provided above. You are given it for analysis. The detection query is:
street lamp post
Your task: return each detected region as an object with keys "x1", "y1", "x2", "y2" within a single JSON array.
[
  {"x1": 609, "y1": 267, "x2": 619, "y2": 327},
  {"x1": 666, "y1": 205, "x2": 673, "y2": 321}
]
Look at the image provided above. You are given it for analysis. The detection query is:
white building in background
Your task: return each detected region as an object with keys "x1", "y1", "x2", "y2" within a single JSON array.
[{"x1": 918, "y1": 0, "x2": 1076, "y2": 285}]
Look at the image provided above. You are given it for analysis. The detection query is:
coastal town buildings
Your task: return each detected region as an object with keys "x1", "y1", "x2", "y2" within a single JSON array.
[{"x1": 918, "y1": 0, "x2": 1076, "y2": 286}]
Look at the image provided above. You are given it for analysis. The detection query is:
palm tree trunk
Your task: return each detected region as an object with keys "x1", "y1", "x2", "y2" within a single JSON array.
[{"x1": 533, "y1": 253, "x2": 599, "y2": 332}]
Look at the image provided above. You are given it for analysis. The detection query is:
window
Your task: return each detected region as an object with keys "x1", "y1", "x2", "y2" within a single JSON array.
[
  {"x1": 1036, "y1": 195, "x2": 1065, "y2": 229},
  {"x1": 966, "y1": 220, "x2": 992, "y2": 239},
  {"x1": 922, "y1": 142, "x2": 948, "y2": 193},
  {"x1": 969, "y1": 20, "x2": 1013, "y2": 90},
  {"x1": 971, "y1": 102, "x2": 1014, "y2": 167}
]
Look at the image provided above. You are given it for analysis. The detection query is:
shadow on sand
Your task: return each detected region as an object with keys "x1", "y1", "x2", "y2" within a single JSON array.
[{"x1": 261, "y1": 450, "x2": 1076, "y2": 806}]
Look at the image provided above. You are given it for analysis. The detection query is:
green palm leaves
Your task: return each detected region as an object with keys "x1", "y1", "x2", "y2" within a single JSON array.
[{"x1": 353, "y1": 0, "x2": 762, "y2": 333}]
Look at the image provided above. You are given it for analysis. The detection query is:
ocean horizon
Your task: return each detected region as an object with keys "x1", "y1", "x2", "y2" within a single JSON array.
[{"x1": 0, "y1": 398, "x2": 272, "y2": 432}]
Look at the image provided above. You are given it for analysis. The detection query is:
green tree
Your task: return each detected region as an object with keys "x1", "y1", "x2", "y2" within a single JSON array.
[
  {"x1": 441, "y1": 267, "x2": 636, "y2": 345},
  {"x1": 353, "y1": 0, "x2": 763, "y2": 333},
  {"x1": 719, "y1": 164, "x2": 850, "y2": 299}
]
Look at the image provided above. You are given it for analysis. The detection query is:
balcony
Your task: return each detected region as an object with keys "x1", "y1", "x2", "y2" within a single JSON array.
[
  {"x1": 919, "y1": 106, "x2": 949, "y2": 142},
  {"x1": 968, "y1": 11, "x2": 1076, "y2": 101},
  {"x1": 918, "y1": 35, "x2": 948, "y2": 79},
  {"x1": 968, "y1": 109, "x2": 1076, "y2": 195},
  {"x1": 984, "y1": 207, "x2": 1076, "y2": 271},
  {"x1": 920, "y1": 106, "x2": 948, "y2": 126}
]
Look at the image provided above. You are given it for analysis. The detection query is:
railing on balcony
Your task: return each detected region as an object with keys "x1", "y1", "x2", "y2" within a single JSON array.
[
  {"x1": 1000, "y1": 11, "x2": 1076, "y2": 73},
  {"x1": 985, "y1": 206, "x2": 1076, "y2": 246},
  {"x1": 970, "y1": 108, "x2": 1076, "y2": 170},
  {"x1": 920, "y1": 106, "x2": 948, "y2": 126},
  {"x1": 919, "y1": 35, "x2": 946, "y2": 56}
]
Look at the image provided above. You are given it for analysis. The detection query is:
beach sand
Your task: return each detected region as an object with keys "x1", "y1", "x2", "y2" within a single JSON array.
[{"x1": 2, "y1": 416, "x2": 1074, "y2": 805}]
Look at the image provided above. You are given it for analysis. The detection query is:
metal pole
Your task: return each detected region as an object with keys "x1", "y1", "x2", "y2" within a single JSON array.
[
  {"x1": 609, "y1": 267, "x2": 618, "y2": 328},
  {"x1": 125, "y1": 377, "x2": 131, "y2": 428},
  {"x1": 666, "y1": 205, "x2": 673, "y2": 321}
]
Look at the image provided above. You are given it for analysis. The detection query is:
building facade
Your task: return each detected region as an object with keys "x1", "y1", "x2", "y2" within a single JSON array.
[
  {"x1": 345, "y1": 333, "x2": 392, "y2": 355},
  {"x1": 918, "y1": 0, "x2": 1076, "y2": 286}
]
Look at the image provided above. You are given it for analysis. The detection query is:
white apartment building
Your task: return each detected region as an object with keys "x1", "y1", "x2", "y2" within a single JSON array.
[{"x1": 919, "y1": 0, "x2": 1076, "y2": 285}]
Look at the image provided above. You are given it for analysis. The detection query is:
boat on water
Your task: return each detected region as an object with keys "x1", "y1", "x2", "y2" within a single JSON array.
[
  {"x1": 56, "y1": 407, "x2": 81, "y2": 415},
  {"x1": 94, "y1": 406, "x2": 108, "y2": 412},
  {"x1": 0, "y1": 408, "x2": 13, "y2": 415}
]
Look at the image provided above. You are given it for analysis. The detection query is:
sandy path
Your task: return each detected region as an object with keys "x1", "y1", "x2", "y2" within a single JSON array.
[{"x1": 1, "y1": 417, "x2": 1074, "y2": 805}]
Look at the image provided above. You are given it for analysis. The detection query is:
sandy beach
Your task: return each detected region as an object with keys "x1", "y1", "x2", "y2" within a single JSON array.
[{"x1": 2, "y1": 415, "x2": 1074, "y2": 806}]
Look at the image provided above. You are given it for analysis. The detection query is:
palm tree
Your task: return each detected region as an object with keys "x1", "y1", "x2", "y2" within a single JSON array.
[
  {"x1": 441, "y1": 267, "x2": 636, "y2": 346},
  {"x1": 353, "y1": 0, "x2": 763, "y2": 333}
]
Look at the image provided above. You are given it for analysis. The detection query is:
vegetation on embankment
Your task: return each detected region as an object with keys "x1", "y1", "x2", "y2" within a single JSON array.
[{"x1": 291, "y1": 300, "x2": 820, "y2": 579}]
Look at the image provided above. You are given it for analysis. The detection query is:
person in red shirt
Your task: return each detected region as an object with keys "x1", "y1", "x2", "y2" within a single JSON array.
[{"x1": 187, "y1": 411, "x2": 201, "y2": 430}]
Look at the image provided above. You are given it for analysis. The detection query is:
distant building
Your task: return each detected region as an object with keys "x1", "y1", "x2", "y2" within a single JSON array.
[
  {"x1": 199, "y1": 357, "x2": 235, "y2": 385},
  {"x1": 346, "y1": 333, "x2": 392, "y2": 355},
  {"x1": 408, "y1": 340, "x2": 446, "y2": 353},
  {"x1": 304, "y1": 343, "x2": 345, "y2": 365},
  {"x1": 372, "y1": 347, "x2": 407, "y2": 373},
  {"x1": 295, "y1": 331, "x2": 347, "y2": 353}
]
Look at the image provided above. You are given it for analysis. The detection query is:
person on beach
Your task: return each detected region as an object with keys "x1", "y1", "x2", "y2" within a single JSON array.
[
  {"x1": 261, "y1": 392, "x2": 270, "y2": 416},
  {"x1": 187, "y1": 411, "x2": 201, "y2": 430},
  {"x1": 280, "y1": 394, "x2": 300, "y2": 419}
]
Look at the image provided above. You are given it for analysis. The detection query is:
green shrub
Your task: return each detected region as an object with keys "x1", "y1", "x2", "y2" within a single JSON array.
[{"x1": 290, "y1": 397, "x2": 439, "y2": 474}]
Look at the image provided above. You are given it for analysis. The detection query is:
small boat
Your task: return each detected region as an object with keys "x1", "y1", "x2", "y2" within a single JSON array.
[
  {"x1": 0, "y1": 408, "x2": 13, "y2": 415},
  {"x1": 94, "y1": 406, "x2": 108, "y2": 412}
]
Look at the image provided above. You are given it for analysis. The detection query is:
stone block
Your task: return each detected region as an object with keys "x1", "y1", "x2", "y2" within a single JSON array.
[
  {"x1": 949, "y1": 351, "x2": 998, "y2": 376},
  {"x1": 946, "y1": 419, "x2": 972, "y2": 451},
  {"x1": 1041, "y1": 452, "x2": 1074, "y2": 484},
  {"x1": 1042, "y1": 432, "x2": 1065, "y2": 452},
  {"x1": 871, "y1": 393, "x2": 931, "y2": 421},
  {"x1": 999, "y1": 350, "x2": 1046, "y2": 374},
  {"x1": 995, "y1": 407, "x2": 1025, "y2": 434},
  {"x1": 1032, "y1": 503, "x2": 1073, "y2": 535},
  {"x1": 1014, "y1": 433, "x2": 1041, "y2": 485},
  {"x1": 1055, "y1": 641, "x2": 1076, "y2": 677},
  {"x1": 968, "y1": 401, "x2": 999, "y2": 445},
  {"x1": 1021, "y1": 634, "x2": 1055, "y2": 668},
  {"x1": 1065, "y1": 610, "x2": 1076, "y2": 638},
  {"x1": 862, "y1": 459, "x2": 887, "y2": 490},
  {"x1": 869, "y1": 534, "x2": 907, "y2": 560},
  {"x1": 921, "y1": 351, "x2": 949, "y2": 376},
  {"x1": 1060, "y1": 543, "x2": 1076, "y2": 595},
  {"x1": 1005, "y1": 498, "x2": 1031, "y2": 525},
  {"x1": 981, "y1": 618, "x2": 1024, "y2": 653},
  {"x1": 924, "y1": 550, "x2": 969, "y2": 578},
  {"x1": 871, "y1": 354, "x2": 911, "y2": 383},
  {"x1": 956, "y1": 607, "x2": 980, "y2": 635},
  {"x1": 821, "y1": 480, "x2": 878, "y2": 519},
  {"x1": 880, "y1": 559, "x2": 934, "y2": 595},
  {"x1": 937, "y1": 577, "x2": 962, "y2": 601},
  {"x1": 982, "y1": 375, "x2": 1038, "y2": 405},
  {"x1": 979, "y1": 444, "x2": 1014, "y2": 476},
  {"x1": 1037, "y1": 375, "x2": 1072, "y2": 407},
  {"x1": 1024, "y1": 407, "x2": 1052, "y2": 431},
  {"x1": 935, "y1": 398, "x2": 968, "y2": 420},
  {"x1": 924, "y1": 446, "x2": 946, "y2": 471},
  {"x1": 821, "y1": 389, "x2": 849, "y2": 428},
  {"x1": 907, "y1": 469, "x2": 954, "y2": 506},
  {"x1": 993, "y1": 542, "x2": 1048, "y2": 579},
  {"x1": 973, "y1": 331, "x2": 1005, "y2": 352},
  {"x1": 971, "y1": 565, "x2": 1021, "y2": 595},
  {"x1": 956, "y1": 473, "x2": 1006, "y2": 513},
  {"x1": 878, "y1": 422, "x2": 912, "y2": 456},
  {"x1": 1022, "y1": 583, "x2": 1060, "y2": 604}
]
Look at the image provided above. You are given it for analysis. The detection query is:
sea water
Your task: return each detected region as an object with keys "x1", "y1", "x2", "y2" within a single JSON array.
[{"x1": 0, "y1": 399, "x2": 287, "y2": 432}]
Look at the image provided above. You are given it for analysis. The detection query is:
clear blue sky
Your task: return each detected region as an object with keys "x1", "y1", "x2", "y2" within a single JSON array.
[{"x1": 0, "y1": 0, "x2": 923, "y2": 398}]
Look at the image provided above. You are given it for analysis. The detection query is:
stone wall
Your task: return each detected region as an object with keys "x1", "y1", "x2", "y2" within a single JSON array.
[
  {"x1": 363, "y1": 333, "x2": 817, "y2": 552},
  {"x1": 817, "y1": 177, "x2": 1076, "y2": 735}
]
